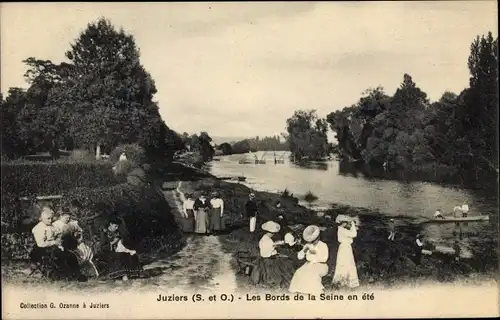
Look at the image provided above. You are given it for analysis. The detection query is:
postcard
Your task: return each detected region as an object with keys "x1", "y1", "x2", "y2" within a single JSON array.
[{"x1": 1, "y1": 1, "x2": 498, "y2": 319}]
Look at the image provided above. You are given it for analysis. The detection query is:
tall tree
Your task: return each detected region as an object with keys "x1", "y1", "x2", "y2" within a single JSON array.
[
  {"x1": 46, "y1": 18, "x2": 166, "y2": 155},
  {"x1": 286, "y1": 109, "x2": 329, "y2": 160}
]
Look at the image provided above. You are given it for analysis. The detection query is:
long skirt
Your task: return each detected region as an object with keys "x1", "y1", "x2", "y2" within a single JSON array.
[
  {"x1": 181, "y1": 209, "x2": 195, "y2": 233},
  {"x1": 195, "y1": 209, "x2": 208, "y2": 234},
  {"x1": 98, "y1": 252, "x2": 143, "y2": 280},
  {"x1": 289, "y1": 262, "x2": 328, "y2": 294},
  {"x1": 209, "y1": 207, "x2": 225, "y2": 232},
  {"x1": 332, "y1": 243, "x2": 359, "y2": 288},
  {"x1": 250, "y1": 256, "x2": 295, "y2": 289},
  {"x1": 30, "y1": 246, "x2": 84, "y2": 281}
]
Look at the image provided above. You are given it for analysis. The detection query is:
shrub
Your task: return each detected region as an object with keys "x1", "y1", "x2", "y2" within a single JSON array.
[
  {"x1": 1, "y1": 161, "x2": 118, "y2": 197},
  {"x1": 69, "y1": 149, "x2": 96, "y2": 162},
  {"x1": 1, "y1": 183, "x2": 184, "y2": 261},
  {"x1": 0, "y1": 161, "x2": 119, "y2": 232},
  {"x1": 110, "y1": 144, "x2": 146, "y2": 166},
  {"x1": 304, "y1": 190, "x2": 318, "y2": 203}
]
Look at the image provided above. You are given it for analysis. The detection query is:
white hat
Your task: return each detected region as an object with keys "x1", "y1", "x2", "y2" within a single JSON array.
[
  {"x1": 284, "y1": 232, "x2": 296, "y2": 246},
  {"x1": 303, "y1": 225, "x2": 320, "y2": 243},
  {"x1": 335, "y1": 214, "x2": 350, "y2": 224},
  {"x1": 261, "y1": 221, "x2": 280, "y2": 233}
]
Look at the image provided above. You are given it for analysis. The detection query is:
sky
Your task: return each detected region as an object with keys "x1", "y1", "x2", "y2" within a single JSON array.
[{"x1": 1, "y1": 2, "x2": 498, "y2": 140}]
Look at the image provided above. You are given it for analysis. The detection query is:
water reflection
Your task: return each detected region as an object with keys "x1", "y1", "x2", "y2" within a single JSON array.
[{"x1": 292, "y1": 161, "x2": 329, "y2": 171}]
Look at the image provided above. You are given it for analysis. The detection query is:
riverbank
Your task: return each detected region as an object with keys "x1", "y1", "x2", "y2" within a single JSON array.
[{"x1": 177, "y1": 164, "x2": 498, "y2": 291}]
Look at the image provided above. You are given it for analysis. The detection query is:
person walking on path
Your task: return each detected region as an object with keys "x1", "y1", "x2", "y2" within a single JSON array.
[
  {"x1": 244, "y1": 193, "x2": 259, "y2": 233},
  {"x1": 209, "y1": 191, "x2": 225, "y2": 235},
  {"x1": 181, "y1": 193, "x2": 196, "y2": 233},
  {"x1": 194, "y1": 192, "x2": 210, "y2": 235},
  {"x1": 332, "y1": 219, "x2": 359, "y2": 289}
]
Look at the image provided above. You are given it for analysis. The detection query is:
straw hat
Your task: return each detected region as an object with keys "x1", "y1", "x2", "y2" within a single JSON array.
[
  {"x1": 249, "y1": 193, "x2": 256, "y2": 199},
  {"x1": 261, "y1": 221, "x2": 280, "y2": 233},
  {"x1": 302, "y1": 225, "x2": 320, "y2": 243}
]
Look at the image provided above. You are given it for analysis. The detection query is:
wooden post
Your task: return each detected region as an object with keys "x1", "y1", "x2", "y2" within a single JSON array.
[{"x1": 96, "y1": 144, "x2": 101, "y2": 160}]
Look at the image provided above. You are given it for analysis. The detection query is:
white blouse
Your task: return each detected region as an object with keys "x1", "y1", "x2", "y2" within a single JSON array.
[
  {"x1": 298, "y1": 241, "x2": 329, "y2": 263},
  {"x1": 32, "y1": 222, "x2": 59, "y2": 248},
  {"x1": 210, "y1": 198, "x2": 224, "y2": 215},
  {"x1": 259, "y1": 234, "x2": 278, "y2": 258},
  {"x1": 461, "y1": 204, "x2": 469, "y2": 213},
  {"x1": 338, "y1": 226, "x2": 357, "y2": 245}
]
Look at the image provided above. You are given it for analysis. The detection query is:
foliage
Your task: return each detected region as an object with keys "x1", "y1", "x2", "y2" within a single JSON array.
[
  {"x1": 326, "y1": 32, "x2": 498, "y2": 186},
  {"x1": 218, "y1": 142, "x2": 233, "y2": 155},
  {"x1": 286, "y1": 109, "x2": 329, "y2": 160},
  {"x1": 109, "y1": 143, "x2": 147, "y2": 166},
  {"x1": 0, "y1": 18, "x2": 181, "y2": 163},
  {"x1": 181, "y1": 131, "x2": 214, "y2": 162},
  {"x1": 230, "y1": 135, "x2": 288, "y2": 154}
]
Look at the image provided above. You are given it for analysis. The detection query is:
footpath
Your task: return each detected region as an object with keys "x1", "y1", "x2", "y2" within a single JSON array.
[{"x1": 141, "y1": 181, "x2": 238, "y2": 292}]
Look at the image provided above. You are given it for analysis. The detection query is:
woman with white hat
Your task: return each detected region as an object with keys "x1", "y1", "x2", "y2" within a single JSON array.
[
  {"x1": 250, "y1": 221, "x2": 295, "y2": 288},
  {"x1": 289, "y1": 225, "x2": 329, "y2": 294},
  {"x1": 332, "y1": 218, "x2": 359, "y2": 288}
]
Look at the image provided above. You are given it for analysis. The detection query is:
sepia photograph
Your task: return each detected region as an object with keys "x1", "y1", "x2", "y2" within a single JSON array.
[{"x1": 1, "y1": 1, "x2": 498, "y2": 319}]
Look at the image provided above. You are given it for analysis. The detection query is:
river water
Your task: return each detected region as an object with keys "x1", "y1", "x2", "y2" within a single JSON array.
[{"x1": 208, "y1": 151, "x2": 498, "y2": 251}]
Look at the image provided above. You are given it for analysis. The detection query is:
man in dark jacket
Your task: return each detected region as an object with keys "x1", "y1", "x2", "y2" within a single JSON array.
[{"x1": 244, "y1": 193, "x2": 258, "y2": 233}]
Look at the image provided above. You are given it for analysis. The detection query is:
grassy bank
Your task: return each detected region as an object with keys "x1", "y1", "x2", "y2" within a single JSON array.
[{"x1": 178, "y1": 170, "x2": 498, "y2": 291}]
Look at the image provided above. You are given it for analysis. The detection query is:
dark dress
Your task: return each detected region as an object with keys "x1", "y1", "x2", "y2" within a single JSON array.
[
  {"x1": 30, "y1": 245, "x2": 85, "y2": 281},
  {"x1": 96, "y1": 229, "x2": 142, "y2": 280},
  {"x1": 209, "y1": 198, "x2": 225, "y2": 232}
]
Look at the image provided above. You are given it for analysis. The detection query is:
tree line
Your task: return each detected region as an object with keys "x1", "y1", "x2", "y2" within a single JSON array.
[
  {"x1": 1, "y1": 18, "x2": 185, "y2": 163},
  {"x1": 285, "y1": 32, "x2": 498, "y2": 186}
]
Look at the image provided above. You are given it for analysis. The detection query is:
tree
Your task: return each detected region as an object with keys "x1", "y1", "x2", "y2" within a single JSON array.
[
  {"x1": 286, "y1": 109, "x2": 329, "y2": 160},
  {"x1": 46, "y1": 18, "x2": 166, "y2": 156},
  {"x1": 1, "y1": 88, "x2": 28, "y2": 158},
  {"x1": 463, "y1": 32, "x2": 498, "y2": 173},
  {"x1": 218, "y1": 142, "x2": 233, "y2": 155}
]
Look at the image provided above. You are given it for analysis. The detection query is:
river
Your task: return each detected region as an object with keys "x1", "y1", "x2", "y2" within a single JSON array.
[{"x1": 208, "y1": 151, "x2": 498, "y2": 251}]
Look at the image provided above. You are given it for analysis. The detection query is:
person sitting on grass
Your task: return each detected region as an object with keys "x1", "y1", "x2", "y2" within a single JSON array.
[
  {"x1": 30, "y1": 206, "x2": 87, "y2": 282},
  {"x1": 96, "y1": 217, "x2": 143, "y2": 281},
  {"x1": 250, "y1": 221, "x2": 295, "y2": 289},
  {"x1": 53, "y1": 201, "x2": 98, "y2": 277}
]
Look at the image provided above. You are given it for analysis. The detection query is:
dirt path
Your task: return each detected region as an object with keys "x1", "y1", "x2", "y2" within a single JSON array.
[{"x1": 141, "y1": 181, "x2": 237, "y2": 292}]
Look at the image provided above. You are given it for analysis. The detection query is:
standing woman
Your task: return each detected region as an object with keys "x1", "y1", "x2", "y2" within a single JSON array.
[
  {"x1": 209, "y1": 191, "x2": 225, "y2": 235},
  {"x1": 194, "y1": 192, "x2": 210, "y2": 235},
  {"x1": 181, "y1": 193, "x2": 196, "y2": 233},
  {"x1": 332, "y1": 219, "x2": 359, "y2": 289},
  {"x1": 289, "y1": 225, "x2": 329, "y2": 294}
]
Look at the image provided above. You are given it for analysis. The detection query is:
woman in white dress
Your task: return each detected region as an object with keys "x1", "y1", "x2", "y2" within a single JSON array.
[
  {"x1": 332, "y1": 219, "x2": 359, "y2": 288},
  {"x1": 289, "y1": 225, "x2": 329, "y2": 294}
]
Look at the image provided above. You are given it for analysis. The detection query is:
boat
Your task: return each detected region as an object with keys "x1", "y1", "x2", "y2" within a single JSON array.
[{"x1": 423, "y1": 215, "x2": 490, "y2": 223}]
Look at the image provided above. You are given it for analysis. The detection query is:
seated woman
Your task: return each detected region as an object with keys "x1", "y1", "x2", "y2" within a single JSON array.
[
  {"x1": 53, "y1": 202, "x2": 98, "y2": 277},
  {"x1": 96, "y1": 217, "x2": 143, "y2": 281},
  {"x1": 289, "y1": 225, "x2": 329, "y2": 294},
  {"x1": 30, "y1": 206, "x2": 87, "y2": 282},
  {"x1": 250, "y1": 221, "x2": 295, "y2": 289}
]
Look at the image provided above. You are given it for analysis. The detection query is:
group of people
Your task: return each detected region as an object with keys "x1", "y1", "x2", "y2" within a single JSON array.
[
  {"x1": 434, "y1": 202, "x2": 470, "y2": 219},
  {"x1": 246, "y1": 196, "x2": 360, "y2": 294},
  {"x1": 181, "y1": 191, "x2": 226, "y2": 235},
  {"x1": 30, "y1": 202, "x2": 143, "y2": 282}
]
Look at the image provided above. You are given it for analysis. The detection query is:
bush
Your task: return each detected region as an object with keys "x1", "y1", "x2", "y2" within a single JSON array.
[
  {"x1": 0, "y1": 161, "x2": 119, "y2": 232},
  {"x1": 1, "y1": 161, "x2": 118, "y2": 197},
  {"x1": 69, "y1": 149, "x2": 96, "y2": 162},
  {"x1": 1, "y1": 183, "x2": 184, "y2": 261},
  {"x1": 110, "y1": 144, "x2": 146, "y2": 166}
]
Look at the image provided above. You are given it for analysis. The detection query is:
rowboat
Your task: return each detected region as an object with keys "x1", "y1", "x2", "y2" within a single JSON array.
[{"x1": 423, "y1": 215, "x2": 489, "y2": 223}]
